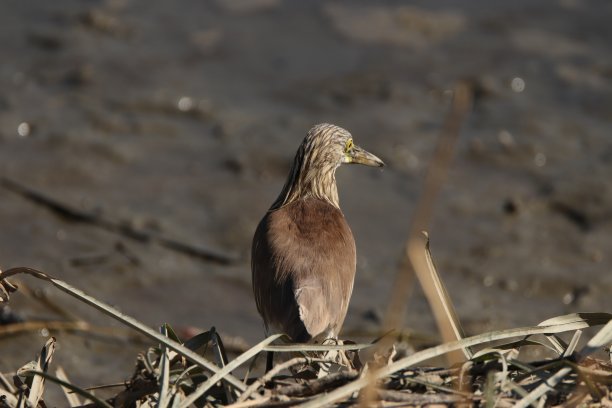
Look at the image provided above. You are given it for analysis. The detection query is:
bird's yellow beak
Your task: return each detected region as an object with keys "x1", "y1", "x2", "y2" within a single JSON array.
[{"x1": 346, "y1": 145, "x2": 385, "y2": 167}]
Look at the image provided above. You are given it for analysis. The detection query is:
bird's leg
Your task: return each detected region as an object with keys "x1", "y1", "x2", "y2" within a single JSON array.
[{"x1": 265, "y1": 351, "x2": 274, "y2": 373}]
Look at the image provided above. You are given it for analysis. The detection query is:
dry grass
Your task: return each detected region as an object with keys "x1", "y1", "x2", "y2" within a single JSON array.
[{"x1": 0, "y1": 264, "x2": 610, "y2": 407}]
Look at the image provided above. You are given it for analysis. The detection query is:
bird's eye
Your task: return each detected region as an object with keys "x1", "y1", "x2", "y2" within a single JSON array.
[{"x1": 345, "y1": 139, "x2": 353, "y2": 152}]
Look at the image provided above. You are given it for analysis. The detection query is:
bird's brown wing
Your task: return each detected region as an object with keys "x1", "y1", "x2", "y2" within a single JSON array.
[
  {"x1": 252, "y1": 198, "x2": 356, "y2": 341},
  {"x1": 252, "y1": 210, "x2": 309, "y2": 341}
]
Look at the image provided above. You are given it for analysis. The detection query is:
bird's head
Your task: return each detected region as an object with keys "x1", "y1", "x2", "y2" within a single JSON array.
[
  {"x1": 271, "y1": 123, "x2": 384, "y2": 209},
  {"x1": 302, "y1": 123, "x2": 385, "y2": 170}
]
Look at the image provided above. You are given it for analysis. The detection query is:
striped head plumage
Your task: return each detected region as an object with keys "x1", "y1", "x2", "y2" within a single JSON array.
[{"x1": 271, "y1": 123, "x2": 384, "y2": 210}]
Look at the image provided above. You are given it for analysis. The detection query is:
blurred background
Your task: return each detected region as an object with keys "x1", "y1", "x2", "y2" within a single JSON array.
[{"x1": 1, "y1": 0, "x2": 611, "y2": 395}]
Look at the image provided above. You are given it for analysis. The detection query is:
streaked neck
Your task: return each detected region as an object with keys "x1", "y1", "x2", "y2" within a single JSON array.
[{"x1": 270, "y1": 146, "x2": 339, "y2": 210}]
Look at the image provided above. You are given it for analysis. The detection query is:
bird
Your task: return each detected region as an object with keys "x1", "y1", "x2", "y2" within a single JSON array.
[{"x1": 251, "y1": 123, "x2": 384, "y2": 343}]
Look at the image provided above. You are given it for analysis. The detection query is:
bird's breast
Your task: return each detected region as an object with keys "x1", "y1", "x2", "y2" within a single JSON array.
[
  {"x1": 252, "y1": 197, "x2": 358, "y2": 340},
  {"x1": 267, "y1": 199, "x2": 356, "y2": 275}
]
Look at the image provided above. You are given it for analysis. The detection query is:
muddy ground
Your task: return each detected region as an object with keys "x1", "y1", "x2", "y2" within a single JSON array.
[{"x1": 1, "y1": 0, "x2": 611, "y2": 401}]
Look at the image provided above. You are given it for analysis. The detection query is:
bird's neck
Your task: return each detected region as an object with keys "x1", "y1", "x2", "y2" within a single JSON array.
[{"x1": 271, "y1": 162, "x2": 340, "y2": 210}]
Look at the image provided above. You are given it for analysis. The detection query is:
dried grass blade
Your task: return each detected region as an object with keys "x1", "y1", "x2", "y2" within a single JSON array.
[
  {"x1": 0, "y1": 267, "x2": 246, "y2": 393},
  {"x1": 0, "y1": 273, "x2": 18, "y2": 302},
  {"x1": 0, "y1": 388, "x2": 19, "y2": 407},
  {"x1": 0, "y1": 371, "x2": 15, "y2": 393},
  {"x1": 16, "y1": 389, "x2": 25, "y2": 408},
  {"x1": 242, "y1": 352, "x2": 261, "y2": 384},
  {"x1": 20, "y1": 370, "x2": 112, "y2": 408},
  {"x1": 507, "y1": 359, "x2": 537, "y2": 375},
  {"x1": 490, "y1": 338, "x2": 559, "y2": 355},
  {"x1": 300, "y1": 314, "x2": 611, "y2": 407},
  {"x1": 515, "y1": 319, "x2": 612, "y2": 408},
  {"x1": 514, "y1": 366, "x2": 572, "y2": 408},
  {"x1": 157, "y1": 325, "x2": 171, "y2": 408},
  {"x1": 579, "y1": 318, "x2": 612, "y2": 358},
  {"x1": 399, "y1": 375, "x2": 472, "y2": 397},
  {"x1": 211, "y1": 328, "x2": 234, "y2": 403},
  {"x1": 484, "y1": 370, "x2": 497, "y2": 408},
  {"x1": 224, "y1": 397, "x2": 271, "y2": 408},
  {"x1": 4, "y1": 395, "x2": 19, "y2": 408},
  {"x1": 55, "y1": 367, "x2": 81, "y2": 407},
  {"x1": 179, "y1": 334, "x2": 284, "y2": 408},
  {"x1": 0, "y1": 320, "x2": 133, "y2": 339},
  {"x1": 544, "y1": 335, "x2": 566, "y2": 355},
  {"x1": 505, "y1": 380, "x2": 530, "y2": 398},
  {"x1": 212, "y1": 329, "x2": 229, "y2": 366},
  {"x1": 236, "y1": 357, "x2": 325, "y2": 403},
  {"x1": 539, "y1": 313, "x2": 610, "y2": 327},
  {"x1": 563, "y1": 330, "x2": 582, "y2": 357},
  {"x1": 170, "y1": 393, "x2": 183, "y2": 408},
  {"x1": 26, "y1": 337, "x2": 55, "y2": 407},
  {"x1": 183, "y1": 330, "x2": 214, "y2": 352},
  {"x1": 162, "y1": 323, "x2": 182, "y2": 344},
  {"x1": 382, "y1": 81, "x2": 472, "y2": 369},
  {"x1": 419, "y1": 233, "x2": 471, "y2": 359},
  {"x1": 263, "y1": 342, "x2": 373, "y2": 352},
  {"x1": 536, "y1": 395, "x2": 547, "y2": 408}
]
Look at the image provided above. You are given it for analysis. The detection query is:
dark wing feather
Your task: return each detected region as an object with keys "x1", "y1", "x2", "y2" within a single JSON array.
[{"x1": 251, "y1": 198, "x2": 356, "y2": 341}]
